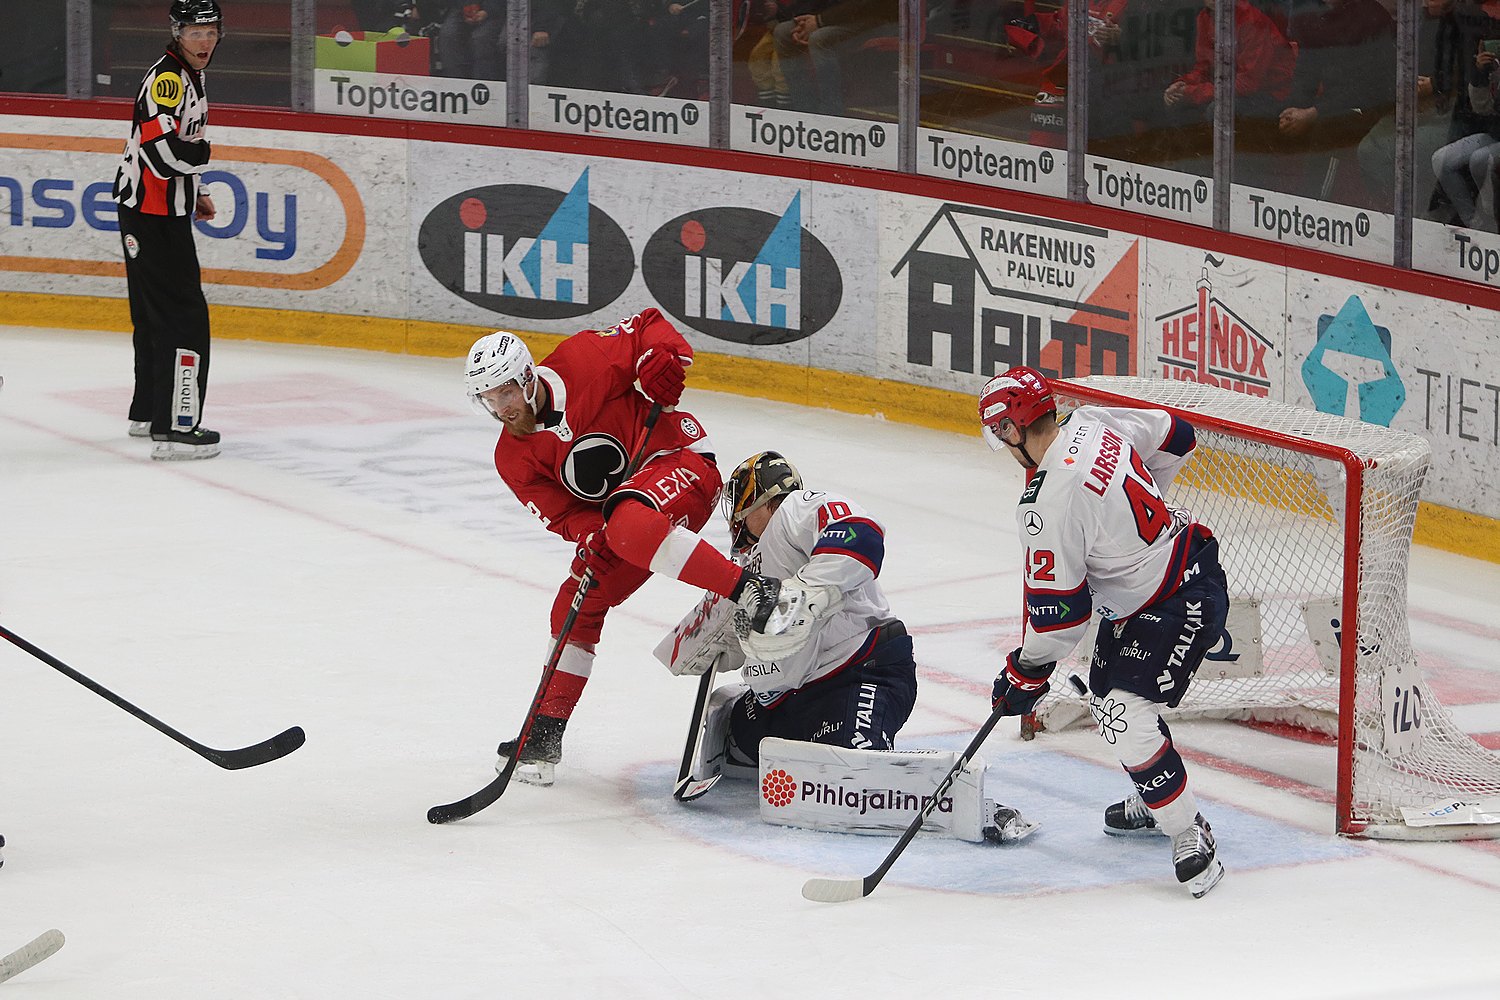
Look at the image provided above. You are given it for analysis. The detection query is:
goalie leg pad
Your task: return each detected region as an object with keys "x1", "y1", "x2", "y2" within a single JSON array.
[
  {"x1": 757, "y1": 737, "x2": 991, "y2": 842},
  {"x1": 691, "y1": 682, "x2": 752, "y2": 782}
]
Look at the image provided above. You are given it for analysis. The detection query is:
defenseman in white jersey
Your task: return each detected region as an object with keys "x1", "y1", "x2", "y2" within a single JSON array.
[
  {"x1": 713, "y1": 452, "x2": 918, "y2": 762},
  {"x1": 980, "y1": 367, "x2": 1230, "y2": 897}
]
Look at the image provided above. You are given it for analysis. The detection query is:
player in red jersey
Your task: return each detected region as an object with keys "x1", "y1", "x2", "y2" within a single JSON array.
[{"x1": 464, "y1": 309, "x2": 807, "y2": 784}]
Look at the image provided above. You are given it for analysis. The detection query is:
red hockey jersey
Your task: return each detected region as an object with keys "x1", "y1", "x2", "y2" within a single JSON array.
[{"x1": 494, "y1": 308, "x2": 714, "y2": 543}]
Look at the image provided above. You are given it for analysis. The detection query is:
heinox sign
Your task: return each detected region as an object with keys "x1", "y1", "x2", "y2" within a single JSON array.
[
  {"x1": 641, "y1": 192, "x2": 841, "y2": 345},
  {"x1": 417, "y1": 168, "x2": 633, "y2": 319}
]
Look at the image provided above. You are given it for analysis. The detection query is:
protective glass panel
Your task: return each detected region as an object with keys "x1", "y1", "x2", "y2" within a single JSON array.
[
  {"x1": 730, "y1": 0, "x2": 901, "y2": 169},
  {"x1": 913, "y1": 0, "x2": 1070, "y2": 199},
  {"x1": 95, "y1": 0, "x2": 291, "y2": 108},
  {"x1": 1227, "y1": 0, "x2": 1398, "y2": 263}
]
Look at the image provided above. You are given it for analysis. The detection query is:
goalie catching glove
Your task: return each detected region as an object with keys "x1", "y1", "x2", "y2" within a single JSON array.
[
  {"x1": 734, "y1": 572, "x2": 844, "y2": 661},
  {"x1": 992, "y1": 647, "x2": 1055, "y2": 717}
]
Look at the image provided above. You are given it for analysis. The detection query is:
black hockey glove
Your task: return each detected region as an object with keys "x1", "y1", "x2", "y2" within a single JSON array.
[{"x1": 992, "y1": 647, "x2": 1055, "y2": 717}]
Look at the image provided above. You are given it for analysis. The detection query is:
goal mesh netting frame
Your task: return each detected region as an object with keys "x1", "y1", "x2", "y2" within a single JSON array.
[{"x1": 1029, "y1": 376, "x2": 1500, "y2": 840}]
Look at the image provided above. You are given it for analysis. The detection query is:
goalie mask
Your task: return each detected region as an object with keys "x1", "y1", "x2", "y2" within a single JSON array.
[
  {"x1": 723, "y1": 451, "x2": 802, "y2": 550},
  {"x1": 979, "y1": 366, "x2": 1055, "y2": 452},
  {"x1": 465, "y1": 330, "x2": 538, "y2": 420}
]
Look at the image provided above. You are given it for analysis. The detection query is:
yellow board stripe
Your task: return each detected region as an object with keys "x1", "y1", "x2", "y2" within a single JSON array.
[{"x1": 5, "y1": 289, "x2": 1493, "y2": 561}]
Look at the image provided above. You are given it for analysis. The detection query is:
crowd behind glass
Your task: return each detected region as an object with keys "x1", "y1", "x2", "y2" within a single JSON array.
[{"x1": 8, "y1": 0, "x2": 1500, "y2": 269}]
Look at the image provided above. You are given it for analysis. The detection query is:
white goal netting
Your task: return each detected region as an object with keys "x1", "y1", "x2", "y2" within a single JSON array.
[{"x1": 1032, "y1": 377, "x2": 1500, "y2": 839}]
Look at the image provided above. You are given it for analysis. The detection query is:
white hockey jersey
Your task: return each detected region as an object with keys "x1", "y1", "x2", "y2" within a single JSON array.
[
  {"x1": 738, "y1": 489, "x2": 897, "y2": 704},
  {"x1": 1017, "y1": 405, "x2": 1200, "y2": 667}
]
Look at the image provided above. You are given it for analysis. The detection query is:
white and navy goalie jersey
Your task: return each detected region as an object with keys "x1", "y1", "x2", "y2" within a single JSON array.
[
  {"x1": 739, "y1": 489, "x2": 896, "y2": 705},
  {"x1": 1018, "y1": 405, "x2": 1200, "y2": 667},
  {"x1": 113, "y1": 48, "x2": 211, "y2": 216}
]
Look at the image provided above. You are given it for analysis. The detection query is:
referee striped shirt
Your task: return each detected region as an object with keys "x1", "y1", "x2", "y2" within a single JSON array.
[{"x1": 113, "y1": 48, "x2": 211, "y2": 216}]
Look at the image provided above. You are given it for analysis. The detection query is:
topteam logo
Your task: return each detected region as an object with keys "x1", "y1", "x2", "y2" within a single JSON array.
[
  {"x1": 417, "y1": 168, "x2": 633, "y2": 320},
  {"x1": 1301, "y1": 295, "x2": 1405, "y2": 427},
  {"x1": 642, "y1": 192, "x2": 842, "y2": 346}
]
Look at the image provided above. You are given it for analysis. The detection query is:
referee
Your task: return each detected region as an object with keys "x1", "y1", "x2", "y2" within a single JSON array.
[{"x1": 112, "y1": 0, "x2": 224, "y2": 460}]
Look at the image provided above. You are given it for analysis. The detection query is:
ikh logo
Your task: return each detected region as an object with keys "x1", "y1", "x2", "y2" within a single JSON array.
[
  {"x1": 1301, "y1": 295, "x2": 1404, "y2": 427},
  {"x1": 418, "y1": 168, "x2": 633, "y2": 320},
  {"x1": 642, "y1": 193, "x2": 841, "y2": 346},
  {"x1": 762, "y1": 768, "x2": 797, "y2": 807}
]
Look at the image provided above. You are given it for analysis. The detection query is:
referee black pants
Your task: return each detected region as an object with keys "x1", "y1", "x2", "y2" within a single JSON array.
[{"x1": 118, "y1": 204, "x2": 211, "y2": 434}]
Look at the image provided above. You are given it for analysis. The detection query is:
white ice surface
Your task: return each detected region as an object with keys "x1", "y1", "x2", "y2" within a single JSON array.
[{"x1": 1, "y1": 327, "x2": 1498, "y2": 999}]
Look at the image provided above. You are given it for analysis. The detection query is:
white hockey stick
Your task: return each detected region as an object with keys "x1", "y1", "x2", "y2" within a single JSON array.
[{"x1": 0, "y1": 929, "x2": 65, "y2": 985}]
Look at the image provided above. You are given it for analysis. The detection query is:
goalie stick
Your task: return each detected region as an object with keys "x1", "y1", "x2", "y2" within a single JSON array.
[
  {"x1": 673, "y1": 667, "x2": 720, "y2": 801},
  {"x1": 0, "y1": 625, "x2": 305, "y2": 771},
  {"x1": 0, "y1": 929, "x2": 65, "y2": 985},
  {"x1": 801, "y1": 700, "x2": 1009, "y2": 903},
  {"x1": 428, "y1": 403, "x2": 663, "y2": 825}
]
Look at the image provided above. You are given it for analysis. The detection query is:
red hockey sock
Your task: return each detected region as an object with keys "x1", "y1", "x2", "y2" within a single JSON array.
[{"x1": 604, "y1": 503, "x2": 742, "y2": 597}]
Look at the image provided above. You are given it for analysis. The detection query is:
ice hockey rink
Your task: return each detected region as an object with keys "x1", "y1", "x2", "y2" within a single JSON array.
[{"x1": 2, "y1": 325, "x2": 1499, "y2": 998}]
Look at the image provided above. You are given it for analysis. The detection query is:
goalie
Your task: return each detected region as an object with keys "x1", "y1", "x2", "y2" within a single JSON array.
[{"x1": 660, "y1": 452, "x2": 1034, "y2": 844}]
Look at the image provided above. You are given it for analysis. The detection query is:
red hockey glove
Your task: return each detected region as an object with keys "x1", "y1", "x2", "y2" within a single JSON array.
[
  {"x1": 571, "y1": 530, "x2": 623, "y2": 580},
  {"x1": 991, "y1": 646, "x2": 1055, "y2": 717},
  {"x1": 636, "y1": 349, "x2": 688, "y2": 407}
]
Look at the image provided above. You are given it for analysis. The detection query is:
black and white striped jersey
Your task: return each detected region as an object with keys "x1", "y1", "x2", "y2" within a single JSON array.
[{"x1": 112, "y1": 47, "x2": 212, "y2": 216}]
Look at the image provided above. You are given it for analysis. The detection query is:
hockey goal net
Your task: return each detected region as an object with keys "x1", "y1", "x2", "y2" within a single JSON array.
[{"x1": 1030, "y1": 376, "x2": 1500, "y2": 840}]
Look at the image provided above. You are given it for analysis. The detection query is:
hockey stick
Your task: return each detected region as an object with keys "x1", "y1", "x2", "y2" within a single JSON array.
[
  {"x1": 428, "y1": 403, "x2": 665, "y2": 824},
  {"x1": 0, "y1": 625, "x2": 306, "y2": 770},
  {"x1": 672, "y1": 667, "x2": 720, "y2": 801},
  {"x1": 801, "y1": 700, "x2": 1009, "y2": 903},
  {"x1": 0, "y1": 929, "x2": 65, "y2": 985}
]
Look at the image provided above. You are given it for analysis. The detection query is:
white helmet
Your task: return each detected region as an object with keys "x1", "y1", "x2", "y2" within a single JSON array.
[{"x1": 465, "y1": 331, "x2": 537, "y2": 419}]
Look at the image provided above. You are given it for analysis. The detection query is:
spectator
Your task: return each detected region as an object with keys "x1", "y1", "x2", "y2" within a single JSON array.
[
  {"x1": 1432, "y1": 34, "x2": 1500, "y2": 229},
  {"x1": 746, "y1": 0, "x2": 829, "y2": 108},
  {"x1": 439, "y1": 1, "x2": 504, "y2": 79},
  {"x1": 1274, "y1": 0, "x2": 1397, "y2": 205},
  {"x1": 772, "y1": 0, "x2": 897, "y2": 116},
  {"x1": 644, "y1": 0, "x2": 709, "y2": 98},
  {"x1": 555, "y1": 0, "x2": 650, "y2": 94},
  {"x1": 1162, "y1": 0, "x2": 1295, "y2": 120},
  {"x1": 1155, "y1": 0, "x2": 1295, "y2": 178},
  {"x1": 1358, "y1": 0, "x2": 1460, "y2": 216}
]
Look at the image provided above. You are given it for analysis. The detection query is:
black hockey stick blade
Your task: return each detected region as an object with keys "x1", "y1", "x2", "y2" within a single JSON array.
[
  {"x1": 0, "y1": 929, "x2": 65, "y2": 985},
  {"x1": 197, "y1": 725, "x2": 306, "y2": 770},
  {"x1": 428, "y1": 745, "x2": 522, "y2": 824},
  {"x1": 0, "y1": 624, "x2": 306, "y2": 771},
  {"x1": 800, "y1": 701, "x2": 1010, "y2": 904}
]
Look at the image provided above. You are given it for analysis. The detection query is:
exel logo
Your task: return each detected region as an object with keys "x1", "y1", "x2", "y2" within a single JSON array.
[
  {"x1": 417, "y1": 168, "x2": 633, "y2": 320},
  {"x1": 1301, "y1": 295, "x2": 1405, "y2": 427}
]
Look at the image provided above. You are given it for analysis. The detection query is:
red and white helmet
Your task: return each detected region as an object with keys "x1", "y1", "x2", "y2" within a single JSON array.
[{"x1": 978, "y1": 367, "x2": 1055, "y2": 451}]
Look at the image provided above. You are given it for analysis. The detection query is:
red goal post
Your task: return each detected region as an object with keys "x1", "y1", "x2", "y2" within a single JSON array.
[{"x1": 1028, "y1": 376, "x2": 1500, "y2": 840}]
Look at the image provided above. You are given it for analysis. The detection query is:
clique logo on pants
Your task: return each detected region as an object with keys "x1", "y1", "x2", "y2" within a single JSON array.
[
  {"x1": 418, "y1": 168, "x2": 633, "y2": 320},
  {"x1": 642, "y1": 192, "x2": 841, "y2": 346}
]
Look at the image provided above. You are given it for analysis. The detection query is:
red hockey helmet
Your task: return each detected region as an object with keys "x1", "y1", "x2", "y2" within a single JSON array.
[{"x1": 978, "y1": 367, "x2": 1055, "y2": 451}]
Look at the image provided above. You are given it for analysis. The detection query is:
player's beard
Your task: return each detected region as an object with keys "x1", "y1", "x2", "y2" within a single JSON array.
[{"x1": 501, "y1": 407, "x2": 537, "y2": 436}]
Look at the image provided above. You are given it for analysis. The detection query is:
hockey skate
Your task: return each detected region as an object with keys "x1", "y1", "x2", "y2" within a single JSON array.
[
  {"x1": 982, "y1": 800, "x2": 1040, "y2": 844},
  {"x1": 1172, "y1": 813, "x2": 1225, "y2": 898},
  {"x1": 1, "y1": 833, "x2": 6, "y2": 869},
  {"x1": 151, "y1": 427, "x2": 221, "y2": 461},
  {"x1": 1103, "y1": 792, "x2": 1165, "y2": 837},
  {"x1": 128, "y1": 420, "x2": 152, "y2": 438},
  {"x1": 495, "y1": 714, "x2": 567, "y2": 786}
]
